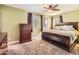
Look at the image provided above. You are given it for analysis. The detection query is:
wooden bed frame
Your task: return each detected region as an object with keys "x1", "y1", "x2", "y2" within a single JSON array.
[{"x1": 42, "y1": 22, "x2": 79, "y2": 52}]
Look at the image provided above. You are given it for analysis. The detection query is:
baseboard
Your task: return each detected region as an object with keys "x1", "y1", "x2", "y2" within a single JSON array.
[{"x1": 8, "y1": 41, "x2": 19, "y2": 45}]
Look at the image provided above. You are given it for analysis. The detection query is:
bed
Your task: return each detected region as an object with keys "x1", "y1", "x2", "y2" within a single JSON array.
[{"x1": 42, "y1": 22, "x2": 79, "y2": 52}]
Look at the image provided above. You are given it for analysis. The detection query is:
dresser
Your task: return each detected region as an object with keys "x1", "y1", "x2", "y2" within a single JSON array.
[
  {"x1": 0, "y1": 33, "x2": 7, "y2": 55},
  {"x1": 20, "y1": 24, "x2": 32, "y2": 43}
]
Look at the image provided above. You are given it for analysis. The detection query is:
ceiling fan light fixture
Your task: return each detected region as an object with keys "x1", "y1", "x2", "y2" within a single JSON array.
[{"x1": 43, "y1": 4, "x2": 60, "y2": 13}]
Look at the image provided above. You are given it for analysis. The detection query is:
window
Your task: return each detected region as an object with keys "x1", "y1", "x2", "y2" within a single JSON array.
[
  {"x1": 32, "y1": 14, "x2": 41, "y2": 33},
  {"x1": 43, "y1": 16, "x2": 51, "y2": 31},
  {"x1": 53, "y1": 15, "x2": 63, "y2": 28}
]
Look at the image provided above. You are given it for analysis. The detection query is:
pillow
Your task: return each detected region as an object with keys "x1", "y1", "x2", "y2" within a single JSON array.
[
  {"x1": 54, "y1": 25, "x2": 75, "y2": 31},
  {"x1": 54, "y1": 26, "x2": 63, "y2": 30},
  {"x1": 61, "y1": 25, "x2": 75, "y2": 31}
]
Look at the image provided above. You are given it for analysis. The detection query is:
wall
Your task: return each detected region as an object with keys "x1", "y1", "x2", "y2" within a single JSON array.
[
  {"x1": 0, "y1": 6, "x2": 2, "y2": 32},
  {"x1": 52, "y1": 9, "x2": 79, "y2": 31},
  {"x1": 62, "y1": 9, "x2": 79, "y2": 31},
  {"x1": 0, "y1": 5, "x2": 27, "y2": 43},
  {"x1": 62, "y1": 9, "x2": 79, "y2": 22}
]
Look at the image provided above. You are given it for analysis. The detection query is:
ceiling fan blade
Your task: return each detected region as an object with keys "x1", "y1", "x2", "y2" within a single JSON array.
[
  {"x1": 53, "y1": 9, "x2": 60, "y2": 11},
  {"x1": 43, "y1": 10, "x2": 48, "y2": 12},
  {"x1": 43, "y1": 10, "x2": 54, "y2": 14},
  {"x1": 43, "y1": 7, "x2": 49, "y2": 9},
  {"x1": 53, "y1": 4, "x2": 58, "y2": 9}
]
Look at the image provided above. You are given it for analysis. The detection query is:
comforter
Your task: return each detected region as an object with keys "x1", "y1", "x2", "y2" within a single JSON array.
[{"x1": 43, "y1": 29, "x2": 79, "y2": 45}]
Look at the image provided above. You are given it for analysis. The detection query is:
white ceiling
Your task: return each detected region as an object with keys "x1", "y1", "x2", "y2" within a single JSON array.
[{"x1": 5, "y1": 4, "x2": 79, "y2": 16}]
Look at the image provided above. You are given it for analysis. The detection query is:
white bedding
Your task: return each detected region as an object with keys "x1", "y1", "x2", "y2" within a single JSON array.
[{"x1": 43, "y1": 29, "x2": 79, "y2": 45}]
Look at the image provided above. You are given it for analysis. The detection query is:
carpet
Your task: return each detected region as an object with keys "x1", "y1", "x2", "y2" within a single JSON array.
[{"x1": 7, "y1": 40, "x2": 79, "y2": 55}]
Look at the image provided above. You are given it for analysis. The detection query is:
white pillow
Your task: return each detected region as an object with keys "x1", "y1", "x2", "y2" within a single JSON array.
[
  {"x1": 54, "y1": 25, "x2": 75, "y2": 31},
  {"x1": 61, "y1": 25, "x2": 75, "y2": 31},
  {"x1": 54, "y1": 26, "x2": 63, "y2": 30}
]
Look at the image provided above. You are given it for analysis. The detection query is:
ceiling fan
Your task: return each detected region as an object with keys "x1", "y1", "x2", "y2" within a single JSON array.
[{"x1": 43, "y1": 4, "x2": 60, "y2": 12}]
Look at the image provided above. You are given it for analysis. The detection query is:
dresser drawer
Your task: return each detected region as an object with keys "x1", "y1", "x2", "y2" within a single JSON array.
[
  {"x1": 20, "y1": 31, "x2": 31, "y2": 34},
  {"x1": 20, "y1": 28, "x2": 31, "y2": 32},
  {"x1": 20, "y1": 37, "x2": 31, "y2": 43}
]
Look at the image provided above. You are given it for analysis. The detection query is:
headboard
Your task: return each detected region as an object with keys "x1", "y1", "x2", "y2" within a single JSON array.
[{"x1": 55, "y1": 22, "x2": 78, "y2": 30}]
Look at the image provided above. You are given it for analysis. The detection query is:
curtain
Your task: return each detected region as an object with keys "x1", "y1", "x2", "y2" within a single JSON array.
[
  {"x1": 51, "y1": 17, "x2": 53, "y2": 29},
  {"x1": 60, "y1": 15, "x2": 63, "y2": 23},
  {"x1": 40, "y1": 15, "x2": 43, "y2": 31},
  {"x1": 28, "y1": 13, "x2": 32, "y2": 32},
  {"x1": 28, "y1": 13, "x2": 32, "y2": 24}
]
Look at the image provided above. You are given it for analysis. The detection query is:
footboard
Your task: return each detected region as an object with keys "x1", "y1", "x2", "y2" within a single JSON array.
[{"x1": 42, "y1": 32, "x2": 71, "y2": 52}]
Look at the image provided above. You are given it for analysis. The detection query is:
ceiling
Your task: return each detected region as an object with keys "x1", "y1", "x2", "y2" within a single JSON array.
[{"x1": 5, "y1": 4, "x2": 79, "y2": 16}]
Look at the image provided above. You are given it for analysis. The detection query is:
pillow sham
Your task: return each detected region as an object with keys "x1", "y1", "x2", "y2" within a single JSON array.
[
  {"x1": 62, "y1": 25, "x2": 75, "y2": 31},
  {"x1": 54, "y1": 26, "x2": 63, "y2": 30},
  {"x1": 54, "y1": 25, "x2": 75, "y2": 31}
]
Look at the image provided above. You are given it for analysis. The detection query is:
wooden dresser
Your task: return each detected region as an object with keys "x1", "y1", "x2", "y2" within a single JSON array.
[
  {"x1": 20, "y1": 24, "x2": 32, "y2": 43},
  {"x1": 0, "y1": 33, "x2": 7, "y2": 55}
]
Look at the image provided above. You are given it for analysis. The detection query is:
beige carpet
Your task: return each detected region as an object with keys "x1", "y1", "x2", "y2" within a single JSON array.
[{"x1": 7, "y1": 40, "x2": 79, "y2": 55}]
